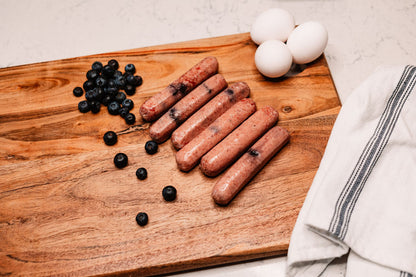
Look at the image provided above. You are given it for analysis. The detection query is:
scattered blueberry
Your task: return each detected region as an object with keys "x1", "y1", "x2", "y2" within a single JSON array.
[
  {"x1": 103, "y1": 131, "x2": 117, "y2": 146},
  {"x1": 107, "y1": 101, "x2": 120, "y2": 115},
  {"x1": 145, "y1": 141, "x2": 158, "y2": 155},
  {"x1": 136, "y1": 212, "x2": 148, "y2": 226},
  {"x1": 162, "y1": 186, "x2": 177, "y2": 202},
  {"x1": 136, "y1": 167, "x2": 147, "y2": 180},
  {"x1": 133, "y1": 75, "x2": 143, "y2": 87},
  {"x1": 124, "y1": 113, "x2": 136, "y2": 125},
  {"x1": 114, "y1": 153, "x2": 128, "y2": 168},
  {"x1": 122, "y1": 98, "x2": 134, "y2": 110},
  {"x1": 78, "y1": 100, "x2": 90, "y2": 113},
  {"x1": 125, "y1": 63, "x2": 136, "y2": 74},
  {"x1": 73, "y1": 87, "x2": 83, "y2": 97}
]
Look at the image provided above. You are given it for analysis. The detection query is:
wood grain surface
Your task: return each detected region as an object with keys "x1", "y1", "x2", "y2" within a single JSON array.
[{"x1": 0, "y1": 33, "x2": 341, "y2": 276}]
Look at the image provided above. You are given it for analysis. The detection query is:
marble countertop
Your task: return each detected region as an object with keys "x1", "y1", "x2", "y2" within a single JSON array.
[{"x1": 1, "y1": 0, "x2": 415, "y2": 276}]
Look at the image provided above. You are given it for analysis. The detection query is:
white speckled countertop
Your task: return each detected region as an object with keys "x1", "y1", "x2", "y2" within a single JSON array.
[{"x1": 1, "y1": 0, "x2": 415, "y2": 276}]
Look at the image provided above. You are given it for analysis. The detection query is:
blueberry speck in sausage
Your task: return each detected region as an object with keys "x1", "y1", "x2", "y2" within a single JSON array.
[
  {"x1": 162, "y1": 185, "x2": 177, "y2": 202},
  {"x1": 114, "y1": 153, "x2": 128, "y2": 168},
  {"x1": 103, "y1": 131, "x2": 117, "y2": 146},
  {"x1": 136, "y1": 212, "x2": 148, "y2": 226},
  {"x1": 78, "y1": 100, "x2": 90, "y2": 113},
  {"x1": 145, "y1": 141, "x2": 158, "y2": 154},
  {"x1": 136, "y1": 167, "x2": 147, "y2": 180},
  {"x1": 73, "y1": 87, "x2": 83, "y2": 97}
]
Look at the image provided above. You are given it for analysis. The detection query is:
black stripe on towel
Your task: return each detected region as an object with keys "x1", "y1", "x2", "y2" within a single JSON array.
[{"x1": 328, "y1": 65, "x2": 416, "y2": 240}]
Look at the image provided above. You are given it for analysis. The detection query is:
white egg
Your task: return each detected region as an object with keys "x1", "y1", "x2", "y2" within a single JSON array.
[
  {"x1": 254, "y1": 40, "x2": 293, "y2": 78},
  {"x1": 250, "y1": 8, "x2": 295, "y2": 45},
  {"x1": 286, "y1": 21, "x2": 328, "y2": 64}
]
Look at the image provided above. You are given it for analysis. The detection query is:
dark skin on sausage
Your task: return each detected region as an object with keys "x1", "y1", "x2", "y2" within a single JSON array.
[
  {"x1": 200, "y1": 106, "x2": 279, "y2": 177},
  {"x1": 149, "y1": 74, "x2": 227, "y2": 143},
  {"x1": 171, "y1": 81, "x2": 250, "y2": 150},
  {"x1": 139, "y1": 56, "x2": 219, "y2": 122},
  {"x1": 211, "y1": 126, "x2": 290, "y2": 206},
  {"x1": 175, "y1": 98, "x2": 257, "y2": 172}
]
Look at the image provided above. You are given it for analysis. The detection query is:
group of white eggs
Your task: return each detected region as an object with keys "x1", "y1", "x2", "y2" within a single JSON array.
[{"x1": 251, "y1": 8, "x2": 328, "y2": 78}]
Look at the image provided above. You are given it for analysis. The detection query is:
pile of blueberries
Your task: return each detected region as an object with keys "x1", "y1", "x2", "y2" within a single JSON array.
[{"x1": 73, "y1": 59, "x2": 142, "y2": 125}]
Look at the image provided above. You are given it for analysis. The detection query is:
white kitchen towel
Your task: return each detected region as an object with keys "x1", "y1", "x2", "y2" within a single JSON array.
[{"x1": 286, "y1": 65, "x2": 416, "y2": 277}]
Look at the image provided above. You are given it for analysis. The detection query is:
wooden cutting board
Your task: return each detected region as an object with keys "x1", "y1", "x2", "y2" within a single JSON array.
[{"x1": 0, "y1": 33, "x2": 340, "y2": 276}]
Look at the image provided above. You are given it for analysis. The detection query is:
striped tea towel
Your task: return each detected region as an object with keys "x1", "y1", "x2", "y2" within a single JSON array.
[{"x1": 286, "y1": 65, "x2": 416, "y2": 277}]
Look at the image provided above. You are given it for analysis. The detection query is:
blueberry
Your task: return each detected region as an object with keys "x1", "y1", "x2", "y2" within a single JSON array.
[
  {"x1": 114, "y1": 152, "x2": 128, "y2": 168},
  {"x1": 86, "y1": 69, "x2": 99, "y2": 80},
  {"x1": 93, "y1": 87, "x2": 104, "y2": 101},
  {"x1": 126, "y1": 74, "x2": 142, "y2": 87},
  {"x1": 103, "y1": 131, "x2": 117, "y2": 146},
  {"x1": 85, "y1": 90, "x2": 95, "y2": 101},
  {"x1": 133, "y1": 75, "x2": 143, "y2": 87},
  {"x1": 73, "y1": 87, "x2": 83, "y2": 97},
  {"x1": 125, "y1": 113, "x2": 136, "y2": 125},
  {"x1": 102, "y1": 65, "x2": 115, "y2": 78},
  {"x1": 108, "y1": 59, "x2": 119, "y2": 70},
  {"x1": 162, "y1": 185, "x2": 177, "y2": 202},
  {"x1": 78, "y1": 100, "x2": 90, "y2": 113},
  {"x1": 107, "y1": 79, "x2": 117, "y2": 88},
  {"x1": 101, "y1": 95, "x2": 113, "y2": 106},
  {"x1": 115, "y1": 76, "x2": 127, "y2": 89},
  {"x1": 115, "y1": 92, "x2": 126, "y2": 104},
  {"x1": 136, "y1": 212, "x2": 148, "y2": 226},
  {"x1": 124, "y1": 84, "x2": 136, "y2": 96},
  {"x1": 106, "y1": 87, "x2": 119, "y2": 97},
  {"x1": 90, "y1": 101, "x2": 101, "y2": 114},
  {"x1": 135, "y1": 167, "x2": 147, "y2": 180},
  {"x1": 83, "y1": 80, "x2": 95, "y2": 91},
  {"x1": 119, "y1": 107, "x2": 129, "y2": 118},
  {"x1": 92, "y1": 61, "x2": 103, "y2": 72},
  {"x1": 122, "y1": 98, "x2": 134, "y2": 110},
  {"x1": 113, "y1": 70, "x2": 123, "y2": 79},
  {"x1": 95, "y1": 76, "x2": 107, "y2": 88},
  {"x1": 125, "y1": 63, "x2": 136, "y2": 74},
  {"x1": 145, "y1": 141, "x2": 158, "y2": 154},
  {"x1": 107, "y1": 101, "x2": 120, "y2": 115}
]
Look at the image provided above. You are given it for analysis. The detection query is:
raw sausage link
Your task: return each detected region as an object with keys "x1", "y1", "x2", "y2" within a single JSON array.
[
  {"x1": 139, "y1": 56, "x2": 219, "y2": 122},
  {"x1": 176, "y1": 98, "x2": 256, "y2": 171},
  {"x1": 200, "y1": 106, "x2": 279, "y2": 177},
  {"x1": 171, "y1": 82, "x2": 250, "y2": 150},
  {"x1": 149, "y1": 74, "x2": 227, "y2": 143},
  {"x1": 211, "y1": 126, "x2": 290, "y2": 205}
]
